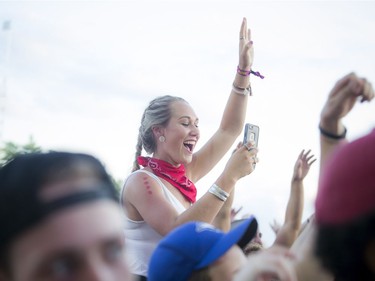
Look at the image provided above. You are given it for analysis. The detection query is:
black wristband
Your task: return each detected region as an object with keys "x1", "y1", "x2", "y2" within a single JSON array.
[{"x1": 319, "y1": 125, "x2": 347, "y2": 140}]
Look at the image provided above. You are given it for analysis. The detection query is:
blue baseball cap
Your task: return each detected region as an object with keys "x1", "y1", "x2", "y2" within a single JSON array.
[{"x1": 148, "y1": 216, "x2": 258, "y2": 281}]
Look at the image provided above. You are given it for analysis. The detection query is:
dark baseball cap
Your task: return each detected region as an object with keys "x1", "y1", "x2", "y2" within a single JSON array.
[
  {"x1": 316, "y1": 129, "x2": 375, "y2": 225},
  {"x1": 0, "y1": 151, "x2": 118, "y2": 254}
]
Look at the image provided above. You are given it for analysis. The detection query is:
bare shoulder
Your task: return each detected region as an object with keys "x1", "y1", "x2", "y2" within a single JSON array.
[
  {"x1": 123, "y1": 170, "x2": 163, "y2": 201},
  {"x1": 124, "y1": 170, "x2": 152, "y2": 187},
  {"x1": 122, "y1": 170, "x2": 166, "y2": 221}
]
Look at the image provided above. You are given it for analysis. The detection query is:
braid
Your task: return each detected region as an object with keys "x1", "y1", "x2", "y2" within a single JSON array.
[{"x1": 132, "y1": 131, "x2": 143, "y2": 172}]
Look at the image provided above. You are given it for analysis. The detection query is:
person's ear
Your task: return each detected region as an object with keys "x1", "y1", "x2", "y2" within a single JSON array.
[
  {"x1": 152, "y1": 126, "x2": 165, "y2": 139},
  {"x1": 365, "y1": 239, "x2": 375, "y2": 274}
]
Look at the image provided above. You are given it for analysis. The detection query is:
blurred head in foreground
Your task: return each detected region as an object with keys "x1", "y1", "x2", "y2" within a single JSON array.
[
  {"x1": 315, "y1": 129, "x2": 375, "y2": 281},
  {"x1": 0, "y1": 152, "x2": 132, "y2": 281}
]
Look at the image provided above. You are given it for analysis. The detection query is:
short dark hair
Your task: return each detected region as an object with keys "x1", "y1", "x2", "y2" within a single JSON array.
[{"x1": 315, "y1": 212, "x2": 375, "y2": 281}]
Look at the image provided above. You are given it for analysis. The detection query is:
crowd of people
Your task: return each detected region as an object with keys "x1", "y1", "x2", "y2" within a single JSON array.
[{"x1": 0, "y1": 18, "x2": 374, "y2": 281}]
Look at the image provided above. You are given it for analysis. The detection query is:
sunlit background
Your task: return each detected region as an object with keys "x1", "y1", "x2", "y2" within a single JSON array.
[{"x1": 1, "y1": 0, "x2": 375, "y2": 245}]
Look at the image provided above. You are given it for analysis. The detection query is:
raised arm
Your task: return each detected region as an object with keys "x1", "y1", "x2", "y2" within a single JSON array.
[
  {"x1": 212, "y1": 189, "x2": 235, "y2": 232},
  {"x1": 273, "y1": 150, "x2": 316, "y2": 248},
  {"x1": 188, "y1": 18, "x2": 256, "y2": 182},
  {"x1": 319, "y1": 73, "x2": 374, "y2": 172},
  {"x1": 212, "y1": 142, "x2": 242, "y2": 232}
]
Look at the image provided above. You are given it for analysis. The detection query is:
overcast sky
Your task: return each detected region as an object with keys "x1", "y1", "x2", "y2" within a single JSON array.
[{"x1": 1, "y1": 0, "x2": 375, "y2": 245}]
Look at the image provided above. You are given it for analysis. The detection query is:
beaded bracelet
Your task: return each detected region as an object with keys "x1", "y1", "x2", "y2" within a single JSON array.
[
  {"x1": 237, "y1": 66, "x2": 265, "y2": 79},
  {"x1": 232, "y1": 83, "x2": 252, "y2": 96},
  {"x1": 209, "y1": 184, "x2": 230, "y2": 202},
  {"x1": 319, "y1": 125, "x2": 347, "y2": 140}
]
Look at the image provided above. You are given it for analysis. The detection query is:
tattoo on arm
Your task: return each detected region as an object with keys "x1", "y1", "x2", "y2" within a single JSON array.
[{"x1": 143, "y1": 176, "x2": 153, "y2": 195}]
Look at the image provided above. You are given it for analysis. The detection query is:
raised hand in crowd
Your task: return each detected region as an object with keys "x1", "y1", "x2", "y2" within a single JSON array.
[
  {"x1": 319, "y1": 72, "x2": 374, "y2": 170},
  {"x1": 314, "y1": 74, "x2": 375, "y2": 281},
  {"x1": 292, "y1": 149, "x2": 316, "y2": 182},
  {"x1": 272, "y1": 149, "x2": 316, "y2": 248}
]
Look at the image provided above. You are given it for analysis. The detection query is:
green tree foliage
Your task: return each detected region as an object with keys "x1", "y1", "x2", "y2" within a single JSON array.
[
  {"x1": 0, "y1": 137, "x2": 123, "y2": 193},
  {"x1": 0, "y1": 136, "x2": 42, "y2": 166}
]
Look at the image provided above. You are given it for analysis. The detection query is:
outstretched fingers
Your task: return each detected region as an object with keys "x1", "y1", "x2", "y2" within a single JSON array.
[
  {"x1": 307, "y1": 155, "x2": 317, "y2": 166},
  {"x1": 238, "y1": 17, "x2": 254, "y2": 71},
  {"x1": 302, "y1": 149, "x2": 316, "y2": 167}
]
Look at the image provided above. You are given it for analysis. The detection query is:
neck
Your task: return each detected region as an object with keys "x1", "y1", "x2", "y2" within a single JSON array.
[{"x1": 152, "y1": 153, "x2": 181, "y2": 167}]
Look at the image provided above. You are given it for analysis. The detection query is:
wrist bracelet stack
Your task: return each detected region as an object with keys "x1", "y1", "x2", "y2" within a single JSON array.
[
  {"x1": 209, "y1": 184, "x2": 230, "y2": 202},
  {"x1": 237, "y1": 65, "x2": 265, "y2": 79},
  {"x1": 319, "y1": 125, "x2": 347, "y2": 140}
]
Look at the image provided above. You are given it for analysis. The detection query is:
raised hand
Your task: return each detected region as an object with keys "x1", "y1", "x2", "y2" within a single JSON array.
[
  {"x1": 319, "y1": 74, "x2": 373, "y2": 171},
  {"x1": 223, "y1": 142, "x2": 258, "y2": 182},
  {"x1": 238, "y1": 17, "x2": 254, "y2": 71},
  {"x1": 292, "y1": 150, "x2": 316, "y2": 182},
  {"x1": 320, "y1": 73, "x2": 374, "y2": 130}
]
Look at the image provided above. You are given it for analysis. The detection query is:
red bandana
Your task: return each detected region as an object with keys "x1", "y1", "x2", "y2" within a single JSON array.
[{"x1": 137, "y1": 156, "x2": 197, "y2": 203}]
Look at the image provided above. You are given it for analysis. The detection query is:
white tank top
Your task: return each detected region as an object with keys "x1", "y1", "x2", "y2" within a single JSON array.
[{"x1": 120, "y1": 170, "x2": 187, "y2": 277}]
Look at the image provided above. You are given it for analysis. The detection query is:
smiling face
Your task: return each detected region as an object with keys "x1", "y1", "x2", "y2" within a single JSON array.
[
  {"x1": 8, "y1": 201, "x2": 132, "y2": 281},
  {"x1": 153, "y1": 100, "x2": 200, "y2": 166}
]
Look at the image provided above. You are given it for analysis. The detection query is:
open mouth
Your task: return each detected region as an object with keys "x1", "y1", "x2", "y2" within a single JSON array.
[{"x1": 183, "y1": 142, "x2": 194, "y2": 152}]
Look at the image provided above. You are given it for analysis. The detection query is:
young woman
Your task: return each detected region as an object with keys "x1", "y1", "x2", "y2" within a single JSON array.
[{"x1": 121, "y1": 18, "x2": 260, "y2": 279}]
